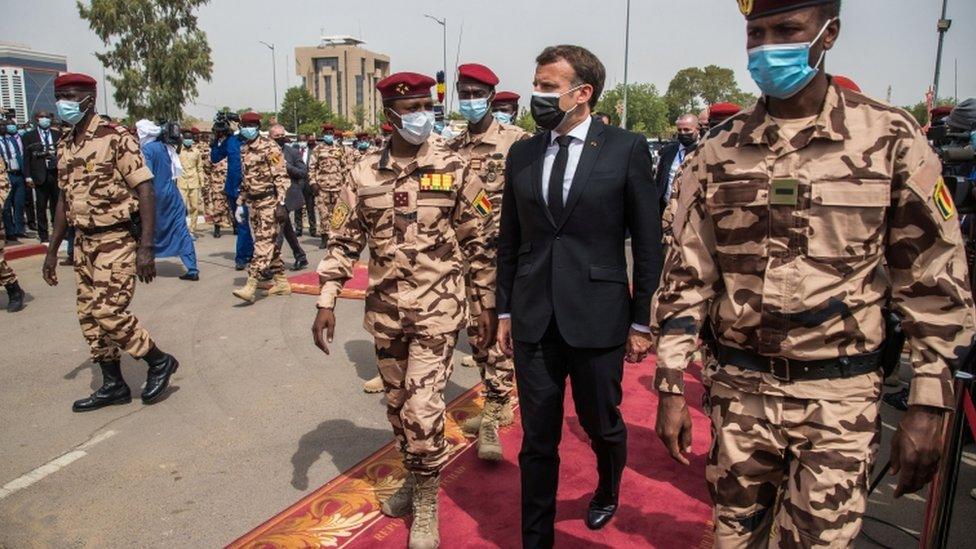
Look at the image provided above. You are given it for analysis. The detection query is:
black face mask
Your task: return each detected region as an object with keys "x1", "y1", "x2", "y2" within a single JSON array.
[
  {"x1": 274, "y1": 137, "x2": 289, "y2": 147},
  {"x1": 676, "y1": 133, "x2": 697, "y2": 147},
  {"x1": 530, "y1": 87, "x2": 581, "y2": 131}
]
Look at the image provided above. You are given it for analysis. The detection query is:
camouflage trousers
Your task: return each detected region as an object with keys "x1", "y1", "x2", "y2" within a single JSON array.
[
  {"x1": 315, "y1": 189, "x2": 340, "y2": 237},
  {"x1": 73, "y1": 230, "x2": 154, "y2": 363},
  {"x1": 209, "y1": 185, "x2": 232, "y2": 228},
  {"x1": 705, "y1": 381, "x2": 880, "y2": 548},
  {"x1": 179, "y1": 186, "x2": 201, "y2": 233},
  {"x1": 375, "y1": 332, "x2": 458, "y2": 475},
  {"x1": 247, "y1": 202, "x2": 284, "y2": 279},
  {"x1": 465, "y1": 281, "x2": 514, "y2": 403},
  {"x1": 0, "y1": 219, "x2": 16, "y2": 286}
]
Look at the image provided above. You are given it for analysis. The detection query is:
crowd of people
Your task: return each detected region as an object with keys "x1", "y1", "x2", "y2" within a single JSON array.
[{"x1": 3, "y1": 0, "x2": 976, "y2": 548}]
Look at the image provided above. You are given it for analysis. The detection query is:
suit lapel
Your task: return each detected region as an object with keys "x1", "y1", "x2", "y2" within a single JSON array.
[
  {"x1": 558, "y1": 119, "x2": 605, "y2": 231},
  {"x1": 531, "y1": 132, "x2": 556, "y2": 228}
]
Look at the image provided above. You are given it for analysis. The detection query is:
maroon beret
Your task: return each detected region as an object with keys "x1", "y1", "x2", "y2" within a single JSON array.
[
  {"x1": 457, "y1": 63, "x2": 499, "y2": 87},
  {"x1": 356, "y1": 132, "x2": 369, "y2": 139},
  {"x1": 333, "y1": 130, "x2": 345, "y2": 139},
  {"x1": 831, "y1": 75, "x2": 861, "y2": 93},
  {"x1": 240, "y1": 111, "x2": 261, "y2": 124},
  {"x1": 190, "y1": 127, "x2": 201, "y2": 135},
  {"x1": 54, "y1": 72, "x2": 97, "y2": 91},
  {"x1": 377, "y1": 72, "x2": 435, "y2": 101},
  {"x1": 931, "y1": 105, "x2": 954, "y2": 118},
  {"x1": 381, "y1": 122, "x2": 394, "y2": 134},
  {"x1": 709, "y1": 102, "x2": 742, "y2": 119},
  {"x1": 492, "y1": 91, "x2": 520, "y2": 106},
  {"x1": 739, "y1": 0, "x2": 836, "y2": 20},
  {"x1": 322, "y1": 123, "x2": 335, "y2": 131}
]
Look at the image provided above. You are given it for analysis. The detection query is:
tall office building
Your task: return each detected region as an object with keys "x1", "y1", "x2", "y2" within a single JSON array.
[
  {"x1": 295, "y1": 36, "x2": 390, "y2": 128},
  {"x1": 0, "y1": 42, "x2": 67, "y2": 124}
]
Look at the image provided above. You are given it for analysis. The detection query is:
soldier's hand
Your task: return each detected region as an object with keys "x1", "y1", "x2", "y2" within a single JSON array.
[
  {"x1": 626, "y1": 329, "x2": 653, "y2": 363},
  {"x1": 42, "y1": 252, "x2": 58, "y2": 286},
  {"x1": 275, "y1": 204, "x2": 287, "y2": 223},
  {"x1": 235, "y1": 206, "x2": 245, "y2": 224},
  {"x1": 496, "y1": 317, "x2": 513, "y2": 357},
  {"x1": 656, "y1": 393, "x2": 693, "y2": 465},
  {"x1": 312, "y1": 307, "x2": 336, "y2": 354},
  {"x1": 890, "y1": 405, "x2": 945, "y2": 497},
  {"x1": 136, "y1": 245, "x2": 156, "y2": 283},
  {"x1": 475, "y1": 309, "x2": 497, "y2": 349}
]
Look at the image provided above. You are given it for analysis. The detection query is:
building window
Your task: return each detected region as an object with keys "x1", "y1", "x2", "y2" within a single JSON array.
[
  {"x1": 355, "y1": 74, "x2": 363, "y2": 107},
  {"x1": 0, "y1": 67, "x2": 28, "y2": 123},
  {"x1": 323, "y1": 75, "x2": 333, "y2": 110}
]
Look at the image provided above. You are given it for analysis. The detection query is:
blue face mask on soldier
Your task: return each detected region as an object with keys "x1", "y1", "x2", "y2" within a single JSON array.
[
  {"x1": 323, "y1": 135, "x2": 334, "y2": 145},
  {"x1": 183, "y1": 138, "x2": 194, "y2": 147},
  {"x1": 56, "y1": 98, "x2": 89, "y2": 125},
  {"x1": 459, "y1": 98, "x2": 490, "y2": 123},
  {"x1": 239, "y1": 126, "x2": 259, "y2": 141},
  {"x1": 747, "y1": 18, "x2": 835, "y2": 99},
  {"x1": 492, "y1": 111, "x2": 514, "y2": 125},
  {"x1": 38, "y1": 117, "x2": 52, "y2": 129},
  {"x1": 6, "y1": 124, "x2": 17, "y2": 134},
  {"x1": 390, "y1": 109, "x2": 435, "y2": 145}
]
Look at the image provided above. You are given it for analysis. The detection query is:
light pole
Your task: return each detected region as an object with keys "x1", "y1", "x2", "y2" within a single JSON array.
[
  {"x1": 621, "y1": 0, "x2": 631, "y2": 129},
  {"x1": 932, "y1": 0, "x2": 951, "y2": 102},
  {"x1": 259, "y1": 41, "x2": 278, "y2": 114},
  {"x1": 424, "y1": 14, "x2": 448, "y2": 112}
]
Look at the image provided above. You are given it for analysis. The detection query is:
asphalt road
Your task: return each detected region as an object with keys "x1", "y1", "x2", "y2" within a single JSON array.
[{"x1": 0, "y1": 229, "x2": 973, "y2": 548}]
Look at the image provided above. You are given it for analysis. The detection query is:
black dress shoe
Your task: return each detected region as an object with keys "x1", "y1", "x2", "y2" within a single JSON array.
[
  {"x1": 179, "y1": 272, "x2": 199, "y2": 281},
  {"x1": 213, "y1": 225, "x2": 221, "y2": 238},
  {"x1": 586, "y1": 498, "x2": 618, "y2": 530},
  {"x1": 235, "y1": 261, "x2": 247, "y2": 271},
  {"x1": 73, "y1": 361, "x2": 131, "y2": 412},
  {"x1": 142, "y1": 353, "x2": 179, "y2": 403},
  {"x1": 291, "y1": 258, "x2": 309, "y2": 271}
]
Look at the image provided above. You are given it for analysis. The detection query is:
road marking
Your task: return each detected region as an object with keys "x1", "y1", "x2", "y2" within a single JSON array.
[{"x1": 0, "y1": 430, "x2": 117, "y2": 500}]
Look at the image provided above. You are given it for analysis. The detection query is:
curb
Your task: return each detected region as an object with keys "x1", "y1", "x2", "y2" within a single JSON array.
[{"x1": 5, "y1": 243, "x2": 48, "y2": 261}]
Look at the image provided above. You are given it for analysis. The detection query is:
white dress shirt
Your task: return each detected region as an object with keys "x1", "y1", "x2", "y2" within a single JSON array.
[{"x1": 663, "y1": 144, "x2": 687, "y2": 203}]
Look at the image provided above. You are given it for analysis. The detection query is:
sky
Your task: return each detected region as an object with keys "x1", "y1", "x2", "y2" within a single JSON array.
[{"x1": 2, "y1": 0, "x2": 974, "y2": 121}]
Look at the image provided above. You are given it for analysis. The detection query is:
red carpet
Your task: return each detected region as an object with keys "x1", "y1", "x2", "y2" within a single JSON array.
[
  {"x1": 5, "y1": 242, "x2": 47, "y2": 261},
  {"x1": 229, "y1": 357, "x2": 713, "y2": 548},
  {"x1": 283, "y1": 263, "x2": 368, "y2": 298}
]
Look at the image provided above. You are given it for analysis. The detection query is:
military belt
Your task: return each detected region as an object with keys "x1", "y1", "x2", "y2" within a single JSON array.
[
  {"x1": 77, "y1": 220, "x2": 133, "y2": 236},
  {"x1": 715, "y1": 343, "x2": 881, "y2": 382}
]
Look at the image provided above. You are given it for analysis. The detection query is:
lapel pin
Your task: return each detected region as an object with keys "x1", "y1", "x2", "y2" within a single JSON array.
[{"x1": 589, "y1": 140, "x2": 597, "y2": 147}]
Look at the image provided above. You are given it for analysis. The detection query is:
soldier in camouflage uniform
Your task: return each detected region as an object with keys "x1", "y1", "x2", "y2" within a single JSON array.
[
  {"x1": 448, "y1": 63, "x2": 530, "y2": 461},
  {"x1": 41, "y1": 73, "x2": 180, "y2": 412},
  {"x1": 232, "y1": 111, "x2": 290, "y2": 303},
  {"x1": 209, "y1": 154, "x2": 232, "y2": 237},
  {"x1": 191, "y1": 130, "x2": 216, "y2": 234},
  {"x1": 312, "y1": 72, "x2": 496, "y2": 549},
  {"x1": 652, "y1": 2, "x2": 976, "y2": 546},
  {"x1": 309, "y1": 124, "x2": 348, "y2": 250},
  {"x1": 0, "y1": 156, "x2": 26, "y2": 312}
]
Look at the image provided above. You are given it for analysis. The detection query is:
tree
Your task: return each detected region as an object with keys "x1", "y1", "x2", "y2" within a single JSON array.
[
  {"x1": 78, "y1": 0, "x2": 213, "y2": 120},
  {"x1": 902, "y1": 99, "x2": 957, "y2": 126},
  {"x1": 664, "y1": 65, "x2": 756, "y2": 122},
  {"x1": 278, "y1": 86, "x2": 329, "y2": 133},
  {"x1": 596, "y1": 83, "x2": 670, "y2": 137},
  {"x1": 515, "y1": 108, "x2": 536, "y2": 133}
]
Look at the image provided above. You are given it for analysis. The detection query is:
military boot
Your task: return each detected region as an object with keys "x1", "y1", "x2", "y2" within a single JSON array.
[
  {"x1": 72, "y1": 361, "x2": 131, "y2": 412},
  {"x1": 460, "y1": 355, "x2": 476, "y2": 368},
  {"x1": 142, "y1": 346, "x2": 180, "y2": 403},
  {"x1": 213, "y1": 224, "x2": 221, "y2": 238},
  {"x1": 318, "y1": 235, "x2": 328, "y2": 250},
  {"x1": 363, "y1": 375, "x2": 384, "y2": 393},
  {"x1": 380, "y1": 473, "x2": 415, "y2": 518},
  {"x1": 5, "y1": 281, "x2": 25, "y2": 312},
  {"x1": 233, "y1": 277, "x2": 259, "y2": 303},
  {"x1": 477, "y1": 401, "x2": 504, "y2": 461},
  {"x1": 267, "y1": 274, "x2": 292, "y2": 296},
  {"x1": 461, "y1": 400, "x2": 514, "y2": 434},
  {"x1": 409, "y1": 474, "x2": 440, "y2": 549}
]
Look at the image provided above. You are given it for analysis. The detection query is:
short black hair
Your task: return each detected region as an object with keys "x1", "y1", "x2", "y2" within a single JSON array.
[
  {"x1": 536, "y1": 45, "x2": 605, "y2": 109},
  {"x1": 816, "y1": 0, "x2": 841, "y2": 23}
]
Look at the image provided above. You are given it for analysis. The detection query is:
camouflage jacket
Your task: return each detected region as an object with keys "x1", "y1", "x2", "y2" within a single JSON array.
[
  {"x1": 193, "y1": 142, "x2": 212, "y2": 178},
  {"x1": 449, "y1": 118, "x2": 530, "y2": 230},
  {"x1": 309, "y1": 145, "x2": 347, "y2": 191},
  {"x1": 56, "y1": 115, "x2": 153, "y2": 230},
  {"x1": 316, "y1": 135, "x2": 496, "y2": 339},
  {"x1": 238, "y1": 134, "x2": 288, "y2": 207},
  {"x1": 652, "y1": 83, "x2": 975, "y2": 409},
  {"x1": 211, "y1": 156, "x2": 228, "y2": 188},
  {"x1": 0, "y1": 156, "x2": 9, "y2": 204}
]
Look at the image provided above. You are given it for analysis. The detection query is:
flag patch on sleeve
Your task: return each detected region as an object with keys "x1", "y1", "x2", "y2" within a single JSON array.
[{"x1": 934, "y1": 177, "x2": 955, "y2": 220}]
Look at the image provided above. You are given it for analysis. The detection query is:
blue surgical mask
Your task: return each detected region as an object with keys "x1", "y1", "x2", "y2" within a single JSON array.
[
  {"x1": 459, "y1": 98, "x2": 490, "y2": 123},
  {"x1": 17, "y1": 129, "x2": 26, "y2": 136},
  {"x1": 392, "y1": 110, "x2": 435, "y2": 145},
  {"x1": 357, "y1": 141, "x2": 370, "y2": 151},
  {"x1": 56, "y1": 99, "x2": 87, "y2": 125},
  {"x1": 492, "y1": 111, "x2": 514, "y2": 125},
  {"x1": 6, "y1": 124, "x2": 17, "y2": 134},
  {"x1": 970, "y1": 131, "x2": 976, "y2": 150},
  {"x1": 240, "y1": 127, "x2": 259, "y2": 141},
  {"x1": 323, "y1": 135, "x2": 334, "y2": 145},
  {"x1": 747, "y1": 18, "x2": 834, "y2": 100},
  {"x1": 183, "y1": 138, "x2": 194, "y2": 147},
  {"x1": 38, "y1": 117, "x2": 51, "y2": 129}
]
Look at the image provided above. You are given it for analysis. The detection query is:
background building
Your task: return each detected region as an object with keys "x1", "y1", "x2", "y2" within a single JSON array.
[
  {"x1": 0, "y1": 42, "x2": 67, "y2": 124},
  {"x1": 295, "y1": 36, "x2": 390, "y2": 128}
]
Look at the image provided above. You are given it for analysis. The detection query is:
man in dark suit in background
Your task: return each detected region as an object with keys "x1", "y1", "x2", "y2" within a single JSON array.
[
  {"x1": 496, "y1": 44, "x2": 663, "y2": 548},
  {"x1": 653, "y1": 113, "x2": 698, "y2": 216},
  {"x1": 269, "y1": 124, "x2": 308, "y2": 271},
  {"x1": 22, "y1": 111, "x2": 61, "y2": 243}
]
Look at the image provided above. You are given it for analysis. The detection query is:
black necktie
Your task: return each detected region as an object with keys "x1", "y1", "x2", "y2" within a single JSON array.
[{"x1": 547, "y1": 135, "x2": 573, "y2": 221}]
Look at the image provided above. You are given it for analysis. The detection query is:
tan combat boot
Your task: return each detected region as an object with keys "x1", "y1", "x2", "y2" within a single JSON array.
[
  {"x1": 460, "y1": 355, "x2": 476, "y2": 368},
  {"x1": 380, "y1": 473, "x2": 415, "y2": 518},
  {"x1": 363, "y1": 375, "x2": 384, "y2": 393},
  {"x1": 477, "y1": 401, "x2": 504, "y2": 461},
  {"x1": 461, "y1": 400, "x2": 515, "y2": 434},
  {"x1": 232, "y1": 277, "x2": 259, "y2": 303},
  {"x1": 267, "y1": 274, "x2": 292, "y2": 296},
  {"x1": 409, "y1": 474, "x2": 440, "y2": 549}
]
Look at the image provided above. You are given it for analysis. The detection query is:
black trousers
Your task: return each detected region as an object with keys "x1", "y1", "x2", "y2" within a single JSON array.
[
  {"x1": 32, "y1": 169, "x2": 58, "y2": 240},
  {"x1": 293, "y1": 181, "x2": 316, "y2": 233},
  {"x1": 275, "y1": 215, "x2": 306, "y2": 262},
  {"x1": 514, "y1": 318, "x2": 627, "y2": 549}
]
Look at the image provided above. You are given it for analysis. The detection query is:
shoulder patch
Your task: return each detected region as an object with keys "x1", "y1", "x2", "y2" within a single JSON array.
[
  {"x1": 269, "y1": 151, "x2": 284, "y2": 165},
  {"x1": 330, "y1": 201, "x2": 351, "y2": 230},
  {"x1": 472, "y1": 189, "x2": 492, "y2": 218},
  {"x1": 933, "y1": 177, "x2": 955, "y2": 220}
]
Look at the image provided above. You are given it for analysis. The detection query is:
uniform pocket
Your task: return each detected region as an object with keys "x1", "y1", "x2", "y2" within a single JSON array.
[
  {"x1": 416, "y1": 191, "x2": 455, "y2": 232},
  {"x1": 705, "y1": 180, "x2": 768, "y2": 256},
  {"x1": 360, "y1": 192, "x2": 394, "y2": 239},
  {"x1": 807, "y1": 180, "x2": 889, "y2": 258}
]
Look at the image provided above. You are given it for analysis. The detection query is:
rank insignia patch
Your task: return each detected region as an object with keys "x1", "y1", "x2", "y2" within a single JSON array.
[
  {"x1": 934, "y1": 177, "x2": 955, "y2": 220},
  {"x1": 472, "y1": 190, "x2": 492, "y2": 218},
  {"x1": 331, "y1": 201, "x2": 351, "y2": 230},
  {"x1": 85, "y1": 160, "x2": 95, "y2": 173}
]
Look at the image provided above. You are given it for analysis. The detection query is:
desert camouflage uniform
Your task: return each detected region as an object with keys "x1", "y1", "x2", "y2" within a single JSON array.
[
  {"x1": 449, "y1": 118, "x2": 529, "y2": 403},
  {"x1": 238, "y1": 134, "x2": 288, "y2": 279},
  {"x1": 209, "y1": 155, "x2": 232, "y2": 228},
  {"x1": 316, "y1": 135, "x2": 496, "y2": 475},
  {"x1": 193, "y1": 141, "x2": 214, "y2": 222},
  {"x1": 0, "y1": 159, "x2": 17, "y2": 286},
  {"x1": 651, "y1": 83, "x2": 976, "y2": 547},
  {"x1": 57, "y1": 115, "x2": 157, "y2": 363},
  {"x1": 309, "y1": 144, "x2": 347, "y2": 238}
]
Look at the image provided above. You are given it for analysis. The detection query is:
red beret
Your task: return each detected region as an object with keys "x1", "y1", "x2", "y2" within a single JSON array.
[
  {"x1": 457, "y1": 63, "x2": 499, "y2": 87},
  {"x1": 240, "y1": 111, "x2": 261, "y2": 124},
  {"x1": 381, "y1": 122, "x2": 394, "y2": 134},
  {"x1": 322, "y1": 123, "x2": 335, "y2": 131},
  {"x1": 931, "y1": 105, "x2": 954, "y2": 118},
  {"x1": 54, "y1": 72, "x2": 97, "y2": 91},
  {"x1": 356, "y1": 132, "x2": 368, "y2": 139},
  {"x1": 333, "y1": 130, "x2": 344, "y2": 139},
  {"x1": 739, "y1": 0, "x2": 836, "y2": 20},
  {"x1": 709, "y1": 102, "x2": 742, "y2": 119},
  {"x1": 190, "y1": 127, "x2": 201, "y2": 135},
  {"x1": 492, "y1": 91, "x2": 520, "y2": 106},
  {"x1": 831, "y1": 75, "x2": 861, "y2": 92},
  {"x1": 376, "y1": 72, "x2": 435, "y2": 101}
]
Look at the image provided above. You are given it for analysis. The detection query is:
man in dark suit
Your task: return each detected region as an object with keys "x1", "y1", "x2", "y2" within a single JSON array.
[
  {"x1": 653, "y1": 113, "x2": 698, "y2": 216},
  {"x1": 496, "y1": 44, "x2": 663, "y2": 548},
  {"x1": 269, "y1": 124, "x2": 308, "y2": 271}
]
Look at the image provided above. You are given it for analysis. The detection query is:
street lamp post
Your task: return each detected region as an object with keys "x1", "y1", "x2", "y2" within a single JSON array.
[
  {"x1": 424, "y1": 15, "x2": 448, "y2": 112},
  {"x1": 259, "y1": 41, "x2": 278, "y2": 114},
  {"x1": 622, "y1": 0, "x2": 631, "y2": 129},
  {"x1": 933, "y1": 0, "x2": 951, "y2": 102}
]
